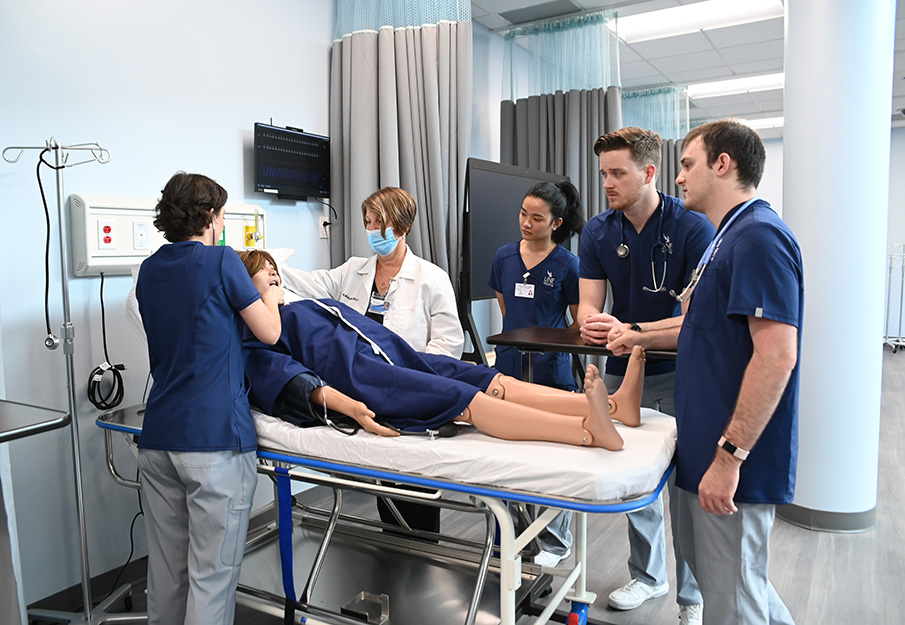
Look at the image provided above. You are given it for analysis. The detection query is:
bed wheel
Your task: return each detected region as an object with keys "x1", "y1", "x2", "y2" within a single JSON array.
[{"x1": 568, "y1": 601, "x2": 589, "y2": 625}]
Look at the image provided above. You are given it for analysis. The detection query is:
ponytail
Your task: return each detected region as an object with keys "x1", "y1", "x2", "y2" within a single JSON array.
[{"x1": 524, "y1": 181, "x2": 585, "y2": 245}]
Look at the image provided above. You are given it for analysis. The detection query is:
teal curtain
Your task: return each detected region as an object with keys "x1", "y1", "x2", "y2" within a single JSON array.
[
  {"x1": 503, "y1": 12, "x2": 620, "y2": 101},
  {"x1": 335, "y1": 0, "x2": 471, "y2": 38},
  {"x1": 622, "y1": 86, "x2": 690, "y2": 141}
]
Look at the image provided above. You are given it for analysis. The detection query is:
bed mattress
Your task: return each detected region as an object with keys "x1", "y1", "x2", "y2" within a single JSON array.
[{"x1": 253, "y1": 408, "x2": 676, "y2": 503}]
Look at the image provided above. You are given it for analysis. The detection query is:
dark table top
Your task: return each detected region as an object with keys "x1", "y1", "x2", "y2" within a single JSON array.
[
  {"x1": 486, "y1": 327, "x2": 677, "y2": 360},
  {"x1": 0, "y1": 399, "x2": 70, "y2": 443}
]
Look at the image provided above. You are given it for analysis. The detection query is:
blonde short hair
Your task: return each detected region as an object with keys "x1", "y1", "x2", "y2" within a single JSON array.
[{"x1": 360, "y1": 187, "x2": 417, "y2": 237}]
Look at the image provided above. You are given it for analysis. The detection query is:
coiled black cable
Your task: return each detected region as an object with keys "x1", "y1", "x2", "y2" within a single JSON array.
[{"x1": 87, "y1": 272, "x2": 126, "y2": 410}]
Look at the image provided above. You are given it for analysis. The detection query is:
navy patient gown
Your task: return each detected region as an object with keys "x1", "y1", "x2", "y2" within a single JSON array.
[{"x1": 244, "y1": 298, "x2": 497, "y2": 431}]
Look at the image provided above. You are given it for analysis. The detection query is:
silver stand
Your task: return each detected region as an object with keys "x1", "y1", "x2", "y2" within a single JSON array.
[{"x1": 3, "y1": 140, "x2": 144, "y2": 624}]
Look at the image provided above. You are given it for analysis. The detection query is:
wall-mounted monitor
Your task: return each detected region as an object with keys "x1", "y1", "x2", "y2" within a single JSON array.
[{"x1": 254, "y1": 122, "x2": 330, "y2": 201}]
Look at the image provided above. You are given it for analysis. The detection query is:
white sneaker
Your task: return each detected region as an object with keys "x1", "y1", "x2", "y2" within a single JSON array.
[
  {"x1": 533, "y1": 548, "x2": 571, "y2": 568},
  {"x1": 679, "y1": 603, "x2": 703, "y2": 625},
  {"x1": 607, "y1": 578, "x2": 669, "y2": 610}
]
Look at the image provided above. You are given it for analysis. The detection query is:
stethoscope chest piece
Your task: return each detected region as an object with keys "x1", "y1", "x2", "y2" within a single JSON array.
[{"x1": 616, "y1": 243, "x2": 630, "y2": 258}]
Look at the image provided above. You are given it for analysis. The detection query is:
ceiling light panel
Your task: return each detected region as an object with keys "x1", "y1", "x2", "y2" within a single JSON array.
[{"x1": 611, "y1": 0, "x2": 784, "y2": 44}]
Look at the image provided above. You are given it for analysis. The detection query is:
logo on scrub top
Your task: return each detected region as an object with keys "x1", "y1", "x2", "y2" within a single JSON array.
[{"x1": 543, "y1": 271, "x2": 555, "y2": 287}]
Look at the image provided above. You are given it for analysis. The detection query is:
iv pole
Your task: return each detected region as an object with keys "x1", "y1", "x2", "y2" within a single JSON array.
[{"x1": 2, "y1": 139, "x2": 143, "y2": 624}]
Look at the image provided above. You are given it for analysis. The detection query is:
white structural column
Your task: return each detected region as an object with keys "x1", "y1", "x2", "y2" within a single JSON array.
[{"x1": 780, "y1": 0, "x2": 897, "y2": 531}]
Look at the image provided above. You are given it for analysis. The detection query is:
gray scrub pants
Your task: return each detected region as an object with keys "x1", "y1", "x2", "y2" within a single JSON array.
[
  {"x1": 675, "y1": 488, "x2": 795, "y2": 625},
  {"x1": 138, "y1": 449, "x2": 257, "y2": 625},
  {"x1": 604, "y1": 371, "x2": 702, "y2": 606}
]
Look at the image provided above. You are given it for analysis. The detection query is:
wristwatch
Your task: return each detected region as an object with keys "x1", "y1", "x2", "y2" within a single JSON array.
[
  {"x1": 630, "y1": 322, "x2": 642, "y2": 332},
  {"x1": 717, "y1": 435, "x2": 750, "y2": 461}
]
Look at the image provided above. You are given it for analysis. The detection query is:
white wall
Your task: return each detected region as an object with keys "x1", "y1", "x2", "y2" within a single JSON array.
[{"x1": 0, "y1": 0, "x2": 333, "y2": 603}]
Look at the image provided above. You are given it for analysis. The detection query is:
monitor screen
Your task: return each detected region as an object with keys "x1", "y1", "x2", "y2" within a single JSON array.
[
  {"x1": 254, "y1": 123, "x2": 330, "y2": 200},
  {"x1": 464, "y1": 158, "x2": 569, "y2": 301}
]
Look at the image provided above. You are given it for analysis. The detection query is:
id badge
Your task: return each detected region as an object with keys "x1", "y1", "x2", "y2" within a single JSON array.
[
  {"x1": 514, "y1": 282, "x2": 535, "y2": 299},
  {"x1": 368, "y1": 294, "x2": 390, "y2": 315}
]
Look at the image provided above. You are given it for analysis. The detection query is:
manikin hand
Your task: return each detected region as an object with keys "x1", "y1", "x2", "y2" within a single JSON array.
[
  {"x1": 697, "y1": 452, "x2": 741, "y2": 515},
  {"x1": 347, "y1": 401, "x2": 400, "y2": 437},
  {"x1": 262, "y1": 284, "x2": 285, "y2": 307},
  {"x1": 581, "y1": 312, "x2": 625, "y2": 345}
]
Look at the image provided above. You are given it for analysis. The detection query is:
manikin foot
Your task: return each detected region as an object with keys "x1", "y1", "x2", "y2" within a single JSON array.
[
  {"x1": 608, "y1": 345, "x2": 644, "y2": 427},
  {"x1": 583, "y1": 364, "x2": 624, "y2": 451}
]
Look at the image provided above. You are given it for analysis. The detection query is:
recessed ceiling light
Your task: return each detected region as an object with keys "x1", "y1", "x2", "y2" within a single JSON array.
[
  {"x1": 742, "y1": 116, "x2": 785, "y2": 130},
  {"x1": 609, "y1": 0, "x2": 784, "y2": 44},
  {"x1": 686, "y1": 73, "x2": 785, "y2": 99}
]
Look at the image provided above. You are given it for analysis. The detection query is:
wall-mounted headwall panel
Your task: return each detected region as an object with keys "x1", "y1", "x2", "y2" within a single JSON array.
[{"x1": 69, "y1": 194, "x2": 265, "y2": 276}]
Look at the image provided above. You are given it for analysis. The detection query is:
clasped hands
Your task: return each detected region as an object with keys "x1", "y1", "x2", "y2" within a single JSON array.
[{"x1": 580, "y1": 313, "x2": 638, "y2": 355}]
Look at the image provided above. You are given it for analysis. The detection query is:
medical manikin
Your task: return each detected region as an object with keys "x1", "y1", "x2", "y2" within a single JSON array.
[{"x1": 240, "y1": 250, "x2": 647, "y2": 452}]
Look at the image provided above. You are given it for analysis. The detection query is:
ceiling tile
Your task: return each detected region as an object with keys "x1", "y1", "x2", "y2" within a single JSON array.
[
  {"x1": 620, "y1": 59, "x2": 668, "y2": 79},
  {"x1": 728, "y1": 58, "x2": 785, "y2": 76},
  {"x1": 649, "y1": 49, "x2": 726, "y2": 74},
  {"x1": 665, "y1": 65, "x2": 735, "y2": 84},
  {"x1": 718, "y1": 39, "x2": 784, "y2": 65},
  {"x1": 626, "y1": 31, "x2": 714, "y2": 59},
  {"x1": 705, "y1": 17, "x2": 784, "y2": 48}
]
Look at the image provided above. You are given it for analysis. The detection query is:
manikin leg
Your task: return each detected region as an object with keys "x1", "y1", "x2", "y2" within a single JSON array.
[
  {"x1": 461, "y1": 364, "x2": 625, "y2": 450},
  {"x1": 484, "y1": 345, "x2": 646, "y2": 427}
]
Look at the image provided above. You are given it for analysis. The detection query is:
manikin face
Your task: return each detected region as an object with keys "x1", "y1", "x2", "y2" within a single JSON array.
[
  {"x1": 598, "y1": 148, "x2": 649, "y2": 212},
  {"x1": 519, "y1": 195, "x2": 561, "y2": 243},
  {"x1": 675, "y1": 137, "x2": 715, "y2": 215},
  {"x1": 251, "y1": 260, "x2": 281, "y2": 295}
]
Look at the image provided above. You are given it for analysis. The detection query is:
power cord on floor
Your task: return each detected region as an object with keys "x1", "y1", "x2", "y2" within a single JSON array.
[
  {"x1": 87, "y1": 272, "x2": 126, "y2": 410},
  {"x1": 106, "y1": 471, "x2": 143, "y2": 608}
]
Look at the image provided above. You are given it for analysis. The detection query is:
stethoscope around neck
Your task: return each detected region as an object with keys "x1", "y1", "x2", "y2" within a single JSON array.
[{"x1": 617, "y1": 208, "x2": 671, "y2": 293}]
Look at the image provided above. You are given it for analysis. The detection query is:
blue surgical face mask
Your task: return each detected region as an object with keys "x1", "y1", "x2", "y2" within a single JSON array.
[{"x1": 367, "y1": 226, "x2": 399, "y2": 256}]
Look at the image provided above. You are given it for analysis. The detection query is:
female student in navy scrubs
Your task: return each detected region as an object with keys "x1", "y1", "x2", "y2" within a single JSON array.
[
  {"x1": 489, "y1": 181, "x2": 585, "y2": 389},
  {"x1": 135, "y1": 173, "x2": 283, "y2": 625},
  {"x1": 487, "y1": 180, "x2": 585, "y2": 567}
]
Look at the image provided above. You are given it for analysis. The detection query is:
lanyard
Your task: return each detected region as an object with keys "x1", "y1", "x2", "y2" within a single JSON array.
[
  {"x1": 696, "y1": 197, "x2": 758, "y2": 270},
  {"x1": 670, "y1": 197, "x2": 758, "y2": 303}
]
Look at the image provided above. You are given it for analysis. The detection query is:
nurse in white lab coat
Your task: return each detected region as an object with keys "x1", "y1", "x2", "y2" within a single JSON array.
[
  {"x1": 280, "y1": 187, "x2": 463, "y2": 534},
  {"x1": 280, "y1": 187, "x2": 464, "y2": 359}
]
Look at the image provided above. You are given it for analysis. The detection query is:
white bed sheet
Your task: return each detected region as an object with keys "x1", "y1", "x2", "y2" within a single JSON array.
[{"x1": 253, "y1": 408, "x2": 675, "y2": 503}]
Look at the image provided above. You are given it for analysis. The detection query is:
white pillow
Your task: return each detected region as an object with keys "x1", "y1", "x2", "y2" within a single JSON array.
[{"x1": 264, "y1": 248, "x2": 295, "y2": 268}]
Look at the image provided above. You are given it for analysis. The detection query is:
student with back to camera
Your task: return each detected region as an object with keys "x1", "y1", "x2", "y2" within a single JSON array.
[
  {"x1": 487, "y1": 180, "x2": 585, "y2": 567},
  {"x1": 135, "y1": 172, "x2": 283, "y2": 625}
]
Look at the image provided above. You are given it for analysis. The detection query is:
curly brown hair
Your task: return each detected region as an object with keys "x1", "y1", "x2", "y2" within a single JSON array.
[{"x1": 153, "y1": 172, "x2": 228, "y2": 242}]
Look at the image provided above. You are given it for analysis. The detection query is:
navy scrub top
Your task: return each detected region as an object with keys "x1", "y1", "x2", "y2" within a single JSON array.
[
  {"x1": 136, "y1": 241, "x2": 261, "y2": 452},
  {"x1": 488, "y1": 241, "x2": 579, "y2": 390}
]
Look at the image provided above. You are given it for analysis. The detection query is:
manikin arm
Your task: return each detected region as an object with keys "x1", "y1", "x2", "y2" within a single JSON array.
[{"x1": 309, "y1": 386, "x2": 399, "y2": 437}]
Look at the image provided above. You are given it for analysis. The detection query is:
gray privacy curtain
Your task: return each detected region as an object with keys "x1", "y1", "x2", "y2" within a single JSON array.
[
  {"x1": 658, "y1": 139, "x2": 683, "y2": 199},
  {"x1": 329, "y1": 21, "x2": 473, "y2": 281},
  {"x1": 499, "y1": 86, "x2": 623, "y2": 234}
]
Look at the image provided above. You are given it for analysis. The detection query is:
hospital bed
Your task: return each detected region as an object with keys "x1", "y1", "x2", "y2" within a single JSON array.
[{"x1": 98, "y1": 404, "x2": 675, "y2": 625}]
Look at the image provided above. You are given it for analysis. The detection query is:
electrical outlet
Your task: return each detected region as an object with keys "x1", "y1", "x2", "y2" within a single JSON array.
[
  {"x1": 98, "y1": 219, "x2": 115, "y2": 250},
  {"x1": 319, "y1": 206, "x2": 330, "y2": 239}
]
